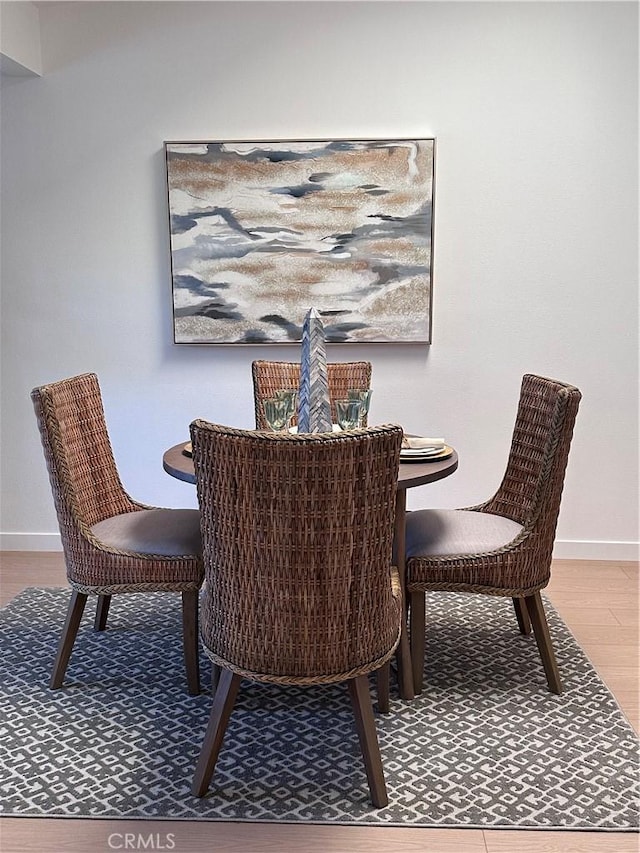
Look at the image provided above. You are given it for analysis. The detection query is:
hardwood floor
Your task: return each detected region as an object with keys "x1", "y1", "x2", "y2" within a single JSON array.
[{"x1": 1, "y1": 553, "x2": 637, "y2": 853}]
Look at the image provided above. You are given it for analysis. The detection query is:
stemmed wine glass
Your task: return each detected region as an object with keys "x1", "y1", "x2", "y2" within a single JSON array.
[
  {"x1": 347, "y1": 388, "x2": 372, "y2": 427},
  {"x1": 274, "y1": 389, "x2": 297, "y2": 428},
  {"x1": 263, "y1": 398, "x2": 290, "y2": 432},
  {"x1": 335, "y1": 399, "x2": 362, "y2": 431},
  {"x1": 264, "y1": 389, "x2": 297, "y2": 432}
]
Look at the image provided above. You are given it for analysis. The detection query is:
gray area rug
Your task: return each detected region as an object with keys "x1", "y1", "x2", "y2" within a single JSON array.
[{"x1": 1, "y1": 587, "x2": 638, "y2": 830}]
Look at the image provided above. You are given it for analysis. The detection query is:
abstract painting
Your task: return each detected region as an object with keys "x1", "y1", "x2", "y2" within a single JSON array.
[{"x1": 165, "y1": 138, "x2": 435, "y2": 344}]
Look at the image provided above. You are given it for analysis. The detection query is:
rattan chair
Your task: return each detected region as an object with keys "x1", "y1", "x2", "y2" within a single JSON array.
[
  {"x1": 252, "y1": 360, "x2": 372, "y2": 429},
  {"x1": 32, "y1": 373, "x2": 204, "y2": 695},
  {"x1": 189, "y1": 421, "x2": 403, "y2": 807},
  {"x1": 406, "y1": 374, "x2": 581, "y2": 695}
]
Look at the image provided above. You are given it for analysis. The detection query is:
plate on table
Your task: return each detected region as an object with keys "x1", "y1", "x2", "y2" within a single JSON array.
[
  {"x1": 400, "y1": 445, "x2": 445, "y2": 456},
  {"x1": 400, "y1": 445, "x2": 453, "y2": 462},
  {"x1": 182, "y1": 442, "x2": 192, "y2": 457}
]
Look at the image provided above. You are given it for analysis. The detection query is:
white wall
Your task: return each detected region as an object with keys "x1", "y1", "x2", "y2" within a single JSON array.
[
  {"x1": 0, "y1": 1, "x2": 42, "y2": 75},
  {"x1": 1, "y1": 1, "x2": 638, "y2": 558}
]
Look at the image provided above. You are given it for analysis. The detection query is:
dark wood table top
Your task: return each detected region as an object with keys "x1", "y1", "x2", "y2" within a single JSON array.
[{"x1": 163, "y1": 441, "x2": 458, "y2": 487}]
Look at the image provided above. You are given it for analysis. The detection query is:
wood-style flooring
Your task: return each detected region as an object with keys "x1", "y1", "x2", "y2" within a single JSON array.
[{"x1": 0, "y1": 552, "x2": 637, "y2": 853}]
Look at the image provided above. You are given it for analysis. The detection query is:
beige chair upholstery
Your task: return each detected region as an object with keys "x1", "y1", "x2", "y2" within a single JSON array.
[
  {"x1": 406, "y1": 374, "x2": 581, "y2": 695},
  {"x1": 189, "y1": 421, "x2": 402, "y2": 807},
  {"x1": 31, "y1": 373, "x2": 204, "y2": 694},
  {"x1": 252, "y1": 360, "x2": 372, "y2": 429}
]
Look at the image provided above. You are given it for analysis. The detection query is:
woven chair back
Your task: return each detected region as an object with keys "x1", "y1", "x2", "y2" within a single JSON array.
[
  {"x1": 252, "y1": 361, "x2": 372, "y2": 429},
  {"x1": 482, "y1": 373, "x2": 581, "y2": 558},
  {"x1": 31, "y1": 373, "x2": 133, "y2": 539},
  {"x1": 190, "y1": 421, "x2": 402, "y2": 682}
]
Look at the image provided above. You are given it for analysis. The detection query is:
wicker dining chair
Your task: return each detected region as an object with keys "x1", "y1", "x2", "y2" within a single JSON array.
[
  {"x1": 31, "y1": 373, "x2": 204, "y2": 695},
  {"x1": 189, "y1": 421, "x2": 403, "y2": 807},
  {"x1": 252, "y1": 360, "x2": 372, "y2": 429},
  {"x1": 406, "y1": 374, "x2": 581, "y2": 695}
]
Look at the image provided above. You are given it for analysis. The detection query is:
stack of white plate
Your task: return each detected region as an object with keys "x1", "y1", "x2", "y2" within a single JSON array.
[{"x1": 400, "y1": 436, "x2": 452, "y2": 462}]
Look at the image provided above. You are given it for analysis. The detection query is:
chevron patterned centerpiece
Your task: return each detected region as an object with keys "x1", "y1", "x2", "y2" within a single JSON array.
[{"x1": 297, "y1": 307, "x2": 332, "y2": 433}]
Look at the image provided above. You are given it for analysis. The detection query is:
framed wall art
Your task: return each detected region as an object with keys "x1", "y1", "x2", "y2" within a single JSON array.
[{"x1": 164, "y1": 138, "x2": 435, "y2": 344}]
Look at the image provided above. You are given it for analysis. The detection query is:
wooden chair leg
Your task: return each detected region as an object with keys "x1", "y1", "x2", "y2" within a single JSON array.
[
  {"x1": 347, "y1": 675, "x2": 388, "y2": 808},
  {"x1": 181, "y1": 590, "x2": 200, "y2": 696},
  {"x1": 512, "y1": 597, "x2": 532, "y2": 635},
  {"x1": 524, "y1": 592, "x2": 562, "y2": 694},
  {"x1": 94, "y1": 594, "x2": 111, "y2": 631},
  {"x1": 409, "y1": 590, "x2": 426, "y2": 694},
  {"x1": 375, "y1": 662, "x2": 390, "y2": 714},
  {"x1": 191, "y1": 669, "x2": 242, "y2": 797},
  {"x1": 50, "y1": 590, "x2": 88, "y2": 689},
  {"x1": 211, "y1": 663, "x2": 220, "y2": 694}
]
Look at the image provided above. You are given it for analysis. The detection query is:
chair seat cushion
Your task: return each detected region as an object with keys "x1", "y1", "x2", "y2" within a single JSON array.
[
  {"x1": 91, "y1": 509, "x2": 202, "y2": 557},
  {"x1": 406, "y1": 509, "x2": 523, "y2": 558}
]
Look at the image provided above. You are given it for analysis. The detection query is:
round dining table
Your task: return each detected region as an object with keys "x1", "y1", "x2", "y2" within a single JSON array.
[{"x1": 163, "y1": 441, "x2": 458, "y2": 701}]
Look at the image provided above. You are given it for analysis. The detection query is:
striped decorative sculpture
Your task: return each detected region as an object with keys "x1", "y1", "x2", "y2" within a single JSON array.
[{"x1": 297, "y1": 308, "x2": 332, "y2": 433}]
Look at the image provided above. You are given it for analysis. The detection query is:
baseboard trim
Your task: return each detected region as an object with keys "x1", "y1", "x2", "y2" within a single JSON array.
[
  {"x1": 552, "y1": 539, "x2": 639, "y2": 562},
  {"x1": 1, "y1": 532, "x2": 638, "y2": 561},
  {"x1": 1, "y1": 534, "x2": 63, "y2": 552}
]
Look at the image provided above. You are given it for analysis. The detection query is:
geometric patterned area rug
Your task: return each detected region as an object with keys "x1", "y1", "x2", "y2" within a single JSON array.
[{"x1": 1, "y1": 588, "x2": 638, "y2": 831}]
